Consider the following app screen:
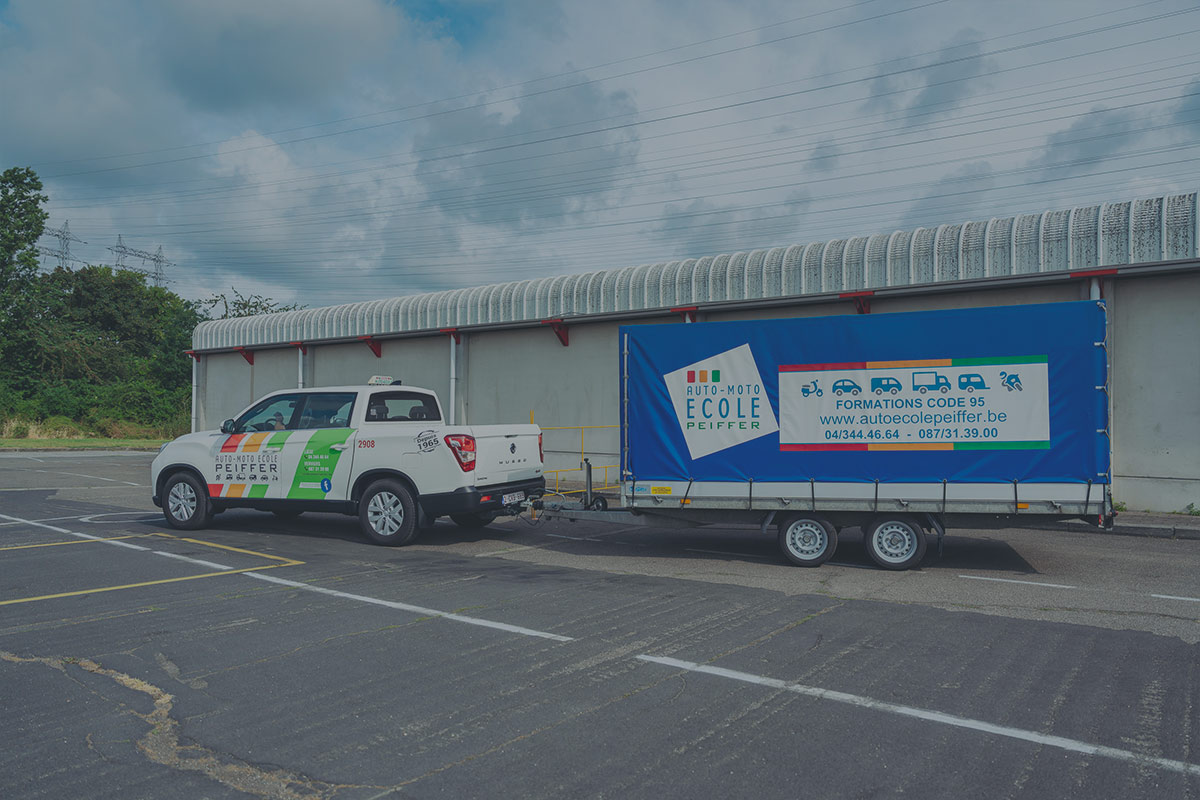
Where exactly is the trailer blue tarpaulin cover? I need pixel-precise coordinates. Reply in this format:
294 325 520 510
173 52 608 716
621 301 1108 484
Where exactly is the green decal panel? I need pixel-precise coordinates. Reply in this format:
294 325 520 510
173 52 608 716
248 483 270 499
287 428 353 499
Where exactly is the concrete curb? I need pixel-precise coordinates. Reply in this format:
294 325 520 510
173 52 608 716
1023 517 1200 540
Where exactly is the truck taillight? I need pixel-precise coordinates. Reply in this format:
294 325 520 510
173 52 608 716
538 433 543 463
444 434 476 472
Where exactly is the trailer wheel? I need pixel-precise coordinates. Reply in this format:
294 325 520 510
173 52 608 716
359 479 419 546
778 515 837 567
865 516 927 570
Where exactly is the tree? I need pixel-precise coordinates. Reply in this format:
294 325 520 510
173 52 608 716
0 166 49 315
201 287 304 319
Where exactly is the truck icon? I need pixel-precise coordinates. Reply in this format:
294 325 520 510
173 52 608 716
871 377 902 395
912 371 950 394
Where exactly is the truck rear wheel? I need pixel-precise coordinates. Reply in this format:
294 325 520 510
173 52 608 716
162 472 211 530
864 516 927 570
359 480 418 546
777 515 837 567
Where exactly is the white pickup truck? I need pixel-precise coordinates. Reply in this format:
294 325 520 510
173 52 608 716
151 382 544 545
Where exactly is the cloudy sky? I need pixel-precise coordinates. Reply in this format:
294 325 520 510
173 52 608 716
1 0 1197 307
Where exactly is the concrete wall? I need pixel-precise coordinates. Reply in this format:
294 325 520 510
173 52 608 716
195 271 1200 510
1110 273 1200 511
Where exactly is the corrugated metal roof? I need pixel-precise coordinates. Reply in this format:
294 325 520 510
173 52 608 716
193 191 1198 351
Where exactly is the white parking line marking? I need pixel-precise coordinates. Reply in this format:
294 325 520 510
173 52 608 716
153 551 232 570
637 655 1200 778
959 575 1076 589
33 469 141 486
244 572 574 642
1151 594 1200 603
0 514 151 550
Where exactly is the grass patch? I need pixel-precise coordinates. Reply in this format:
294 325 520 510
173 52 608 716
0 437 167 450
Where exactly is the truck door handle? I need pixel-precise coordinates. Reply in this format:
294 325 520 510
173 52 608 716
331 444 351 451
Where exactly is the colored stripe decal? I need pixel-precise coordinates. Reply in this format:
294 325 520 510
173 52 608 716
241 432 269 452
954 441 1051 450
869 443 954 451
780 443 868 451
225 484 246 498
248 483 270 498
220 434 246 453
865 359 952 369
951 355 1047 366
208 484 223 497
267 431 293 446
779 362 866 372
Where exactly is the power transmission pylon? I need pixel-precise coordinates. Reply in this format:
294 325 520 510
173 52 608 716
37 220 87 269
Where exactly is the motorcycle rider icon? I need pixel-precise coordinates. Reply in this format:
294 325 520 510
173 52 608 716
999 371 1023 392
800 379 823 398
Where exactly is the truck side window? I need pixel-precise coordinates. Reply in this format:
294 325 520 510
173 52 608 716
365 391 442 422
296 392 358 429
235 395 302 432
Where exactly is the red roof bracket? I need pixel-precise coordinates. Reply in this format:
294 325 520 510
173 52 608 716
840 290 874 314
1070 268 1119 278
670 305 699 323
439 327 461 345
357 336 382 358
289 340 308 355
184 350 201 362
235 347 254 365
541 319 569 347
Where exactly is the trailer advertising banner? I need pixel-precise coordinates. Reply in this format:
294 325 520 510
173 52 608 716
622 301 1108 484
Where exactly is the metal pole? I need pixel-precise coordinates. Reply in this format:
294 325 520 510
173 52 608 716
448 337 457 425
297 347 305 388
190 356 199 433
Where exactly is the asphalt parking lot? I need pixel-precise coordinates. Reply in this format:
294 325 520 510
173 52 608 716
1 451 1197 799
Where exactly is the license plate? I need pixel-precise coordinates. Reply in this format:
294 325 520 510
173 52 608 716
501 491 525 505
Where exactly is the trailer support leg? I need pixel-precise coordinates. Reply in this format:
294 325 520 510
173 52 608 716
759 511 777 537
925 514 946 559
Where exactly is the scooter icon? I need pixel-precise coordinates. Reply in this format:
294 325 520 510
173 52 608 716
1000 371 1023 392
800 379 823 398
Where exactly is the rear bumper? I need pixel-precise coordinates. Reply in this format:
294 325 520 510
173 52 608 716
420 477 545 517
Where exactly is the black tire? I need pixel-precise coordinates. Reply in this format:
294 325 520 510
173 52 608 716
271 509 303 519
851 389 860 395
890 388 898 395
359 479 419 546
864 516 927 570
161 472 211 530
777 514 837 567
449 511 498 529
874 389 882 395
587 495 608 511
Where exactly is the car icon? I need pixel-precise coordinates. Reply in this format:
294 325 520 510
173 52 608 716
871 377 902 395
832 378 861 396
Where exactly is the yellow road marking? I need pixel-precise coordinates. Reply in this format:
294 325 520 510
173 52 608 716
1 532 305 606
150 533 303 565
0 534 149 552
0 564 294 606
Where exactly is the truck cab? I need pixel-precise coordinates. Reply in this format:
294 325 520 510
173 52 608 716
151 383 544 545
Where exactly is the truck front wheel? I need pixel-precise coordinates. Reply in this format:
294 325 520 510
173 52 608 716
865 516 927 570
359 480 419 546
777 515 837 567
162 472 211 530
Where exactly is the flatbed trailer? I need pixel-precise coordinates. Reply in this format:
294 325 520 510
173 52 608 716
541 301 1114 570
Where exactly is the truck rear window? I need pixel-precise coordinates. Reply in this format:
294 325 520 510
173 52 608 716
364 391 441 422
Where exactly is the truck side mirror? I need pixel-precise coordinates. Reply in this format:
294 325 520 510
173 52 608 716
220 419 237 434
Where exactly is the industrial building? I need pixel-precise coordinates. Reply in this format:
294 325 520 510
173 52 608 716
190 192 1200 512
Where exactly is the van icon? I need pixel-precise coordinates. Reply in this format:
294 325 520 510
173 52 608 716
871 377 902 395
912 371 951 394
958 373 988 392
